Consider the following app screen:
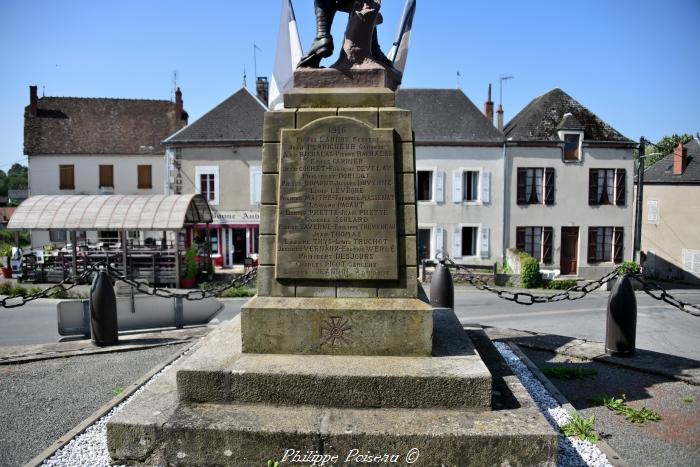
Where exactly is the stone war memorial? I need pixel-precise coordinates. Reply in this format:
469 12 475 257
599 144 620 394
107 1 558 465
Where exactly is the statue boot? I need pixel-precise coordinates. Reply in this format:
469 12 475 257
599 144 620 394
298 0 337 68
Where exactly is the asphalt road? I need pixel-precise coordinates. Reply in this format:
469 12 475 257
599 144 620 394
1 289 699 361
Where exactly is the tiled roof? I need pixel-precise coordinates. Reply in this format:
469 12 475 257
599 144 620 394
504 88 631 143
643 138 700 184
396 89 503 143
165 88 266 144
25 96 186 155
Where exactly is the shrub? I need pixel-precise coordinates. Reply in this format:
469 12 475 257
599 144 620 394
519 253 541 288
617 260 640 275
221 287 257 298
0 282 13 295
544 279 578 290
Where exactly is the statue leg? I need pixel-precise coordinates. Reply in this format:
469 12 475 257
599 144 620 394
371 27 393 68
298 0 337 68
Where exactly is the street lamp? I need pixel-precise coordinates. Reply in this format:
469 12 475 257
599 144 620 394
633 136 664 263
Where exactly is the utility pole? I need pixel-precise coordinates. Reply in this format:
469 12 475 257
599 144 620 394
633 137 646 262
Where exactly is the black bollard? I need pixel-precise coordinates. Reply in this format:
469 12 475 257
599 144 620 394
90 270 119 347
605 274 637 357
430 259 454 309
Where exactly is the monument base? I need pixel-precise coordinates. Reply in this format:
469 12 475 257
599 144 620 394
294 66 400 91
106 310 558 466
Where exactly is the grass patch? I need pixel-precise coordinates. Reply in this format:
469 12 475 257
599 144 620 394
113 387 125 396
589 394 662 424
541 365 597 380
560 413 599 443
543 279 578 290
221 287 257 298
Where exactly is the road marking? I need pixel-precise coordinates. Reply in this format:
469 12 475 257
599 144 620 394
460 305 661 322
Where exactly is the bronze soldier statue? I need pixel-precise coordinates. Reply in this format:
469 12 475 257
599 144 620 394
298 0 393 69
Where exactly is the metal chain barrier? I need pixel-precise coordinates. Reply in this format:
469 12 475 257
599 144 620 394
0 265 98 308
443 257 700 316
102 264 258 301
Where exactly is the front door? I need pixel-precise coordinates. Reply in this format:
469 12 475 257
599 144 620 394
232 228 247 264
560 227 579 275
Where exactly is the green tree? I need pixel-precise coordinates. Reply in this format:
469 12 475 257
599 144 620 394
6 163 28 190
0 170 7 197
643 133 693 167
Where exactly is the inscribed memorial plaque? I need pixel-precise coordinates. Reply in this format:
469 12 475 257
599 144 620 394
276 116 398 280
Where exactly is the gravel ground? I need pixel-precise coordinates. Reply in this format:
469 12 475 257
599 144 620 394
0 343 189 467
521 348 700 467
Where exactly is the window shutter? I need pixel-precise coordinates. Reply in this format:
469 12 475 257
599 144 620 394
516 227 526 251
435 227 444 258
480 227 490 258
613 227 624 263
453 227 462 257
480 170 491 204
435 171 445 203
59 165 74 190
588 228 597 263
542 227 553 264
250 166 262 204
544 168 555 205
452 170 462 203
615 169 626 206
137 165 152 189
588 169 597 205
517 169 526 204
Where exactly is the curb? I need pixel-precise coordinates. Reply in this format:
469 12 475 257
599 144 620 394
507 342 628 467
22 343 195 467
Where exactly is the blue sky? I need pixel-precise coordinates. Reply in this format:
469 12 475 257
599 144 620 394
1 0 698 168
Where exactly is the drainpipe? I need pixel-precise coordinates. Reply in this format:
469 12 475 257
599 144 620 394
501 141 508 266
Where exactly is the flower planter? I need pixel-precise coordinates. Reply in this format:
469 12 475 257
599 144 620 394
2 267 12 279
180 278 196 289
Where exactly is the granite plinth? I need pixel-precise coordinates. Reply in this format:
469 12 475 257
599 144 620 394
240 296 433 356
283 88 396 109
294 67 399 91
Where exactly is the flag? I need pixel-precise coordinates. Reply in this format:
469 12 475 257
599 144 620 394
269 0 303 110
387 0 416 75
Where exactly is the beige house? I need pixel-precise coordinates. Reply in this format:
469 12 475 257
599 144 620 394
24 86 188 248
640 138 700 284
163 87 267 268
503 89 636 279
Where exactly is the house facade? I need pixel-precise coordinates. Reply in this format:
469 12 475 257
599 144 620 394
24 86 187 247
163 87 267 268
397 89 504 265
640 138 700 284
503 88 636 278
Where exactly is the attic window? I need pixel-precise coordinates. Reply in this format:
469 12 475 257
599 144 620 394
564 133 581 161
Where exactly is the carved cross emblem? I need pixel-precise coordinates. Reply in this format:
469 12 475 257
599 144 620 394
320 316 353 347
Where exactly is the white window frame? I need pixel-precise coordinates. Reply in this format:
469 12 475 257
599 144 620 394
456 223 481 259
416 167 437 204
418 224 436 261
195 166 220 206
249 165 262 205
647 199 659 224
453 167 484 204
682 249 700 275
558 130 584 162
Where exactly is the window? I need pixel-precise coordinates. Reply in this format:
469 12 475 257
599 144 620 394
193 229 219 255
564 133 581 161
461 227 478 256
59 165 74 190
463 171 479 201
137 165 152 189
588 227 623 263
517 168 555 205
49 230 67 243
195 166 219 205
516 226 554 263
250 166 262 204
252 227 259 254
418 228 431 261
682 249 700 274
99 165 114 188
589 169 626 206
416 171 433 201
647 199 659 224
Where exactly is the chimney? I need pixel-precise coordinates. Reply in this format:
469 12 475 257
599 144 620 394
256 77 269 105
484 84 494 126
496 104 504 131
673 142 688 175
29 85 38 116
175 87 185 123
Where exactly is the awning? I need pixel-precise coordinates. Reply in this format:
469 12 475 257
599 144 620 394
7 194 213 231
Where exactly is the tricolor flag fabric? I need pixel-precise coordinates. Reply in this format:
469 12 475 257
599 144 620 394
387 0 416 75
269 0 303 110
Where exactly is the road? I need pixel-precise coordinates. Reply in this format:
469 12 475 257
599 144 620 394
1 289 699 361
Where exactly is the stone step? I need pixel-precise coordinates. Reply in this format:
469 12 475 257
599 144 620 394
176 308 492 409
159 402 557 467
177 351 492 409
